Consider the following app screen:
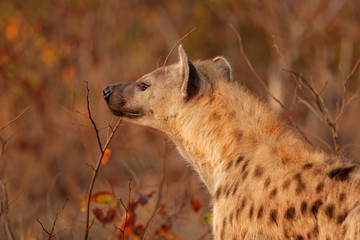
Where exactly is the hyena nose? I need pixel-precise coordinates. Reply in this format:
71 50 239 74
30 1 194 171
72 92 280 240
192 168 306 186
103 86 112 101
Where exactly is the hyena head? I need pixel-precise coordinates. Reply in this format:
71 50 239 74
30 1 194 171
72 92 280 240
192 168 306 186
103 45 232 131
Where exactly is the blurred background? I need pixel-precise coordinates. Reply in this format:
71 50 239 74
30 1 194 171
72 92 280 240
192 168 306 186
0 0 359 239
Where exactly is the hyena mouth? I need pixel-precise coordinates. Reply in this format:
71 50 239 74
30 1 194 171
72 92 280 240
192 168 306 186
110 108 144 119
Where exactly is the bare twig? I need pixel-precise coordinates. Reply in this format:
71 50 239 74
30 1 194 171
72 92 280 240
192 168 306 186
141 156 167 240
115 179 132 240
163 27 197 66
36 199 69 240
0 106 31 132
229 24 312 145
285 70 341 155
83 82 122 240
84 81 103 154
0 179 14 240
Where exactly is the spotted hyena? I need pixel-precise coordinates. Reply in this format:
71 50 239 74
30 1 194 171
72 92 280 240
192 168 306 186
103 46 360 239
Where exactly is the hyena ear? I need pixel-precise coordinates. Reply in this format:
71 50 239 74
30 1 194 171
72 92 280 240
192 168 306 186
178 45 201 101
213 56 232 81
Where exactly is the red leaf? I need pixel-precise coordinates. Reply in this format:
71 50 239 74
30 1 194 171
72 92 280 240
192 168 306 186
92 207 117 226
191 198 201 213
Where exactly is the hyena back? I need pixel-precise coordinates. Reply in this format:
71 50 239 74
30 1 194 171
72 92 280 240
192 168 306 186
104 46 360 239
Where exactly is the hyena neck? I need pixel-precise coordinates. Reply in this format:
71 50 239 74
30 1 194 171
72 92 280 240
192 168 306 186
167 81 310 193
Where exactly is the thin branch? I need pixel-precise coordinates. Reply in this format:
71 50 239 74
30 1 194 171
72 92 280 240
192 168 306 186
115 179 132 240
0 179 14 240
0 106 31 132
343 57 360 87
229 24 312 145
141 156 167 240
83 112 122 240
285 70 341 155
36 218 51 236
36 199 69 240
163 27 197 66
84 81 103 154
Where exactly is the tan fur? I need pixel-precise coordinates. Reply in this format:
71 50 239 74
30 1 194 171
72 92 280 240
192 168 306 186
104 46 360 239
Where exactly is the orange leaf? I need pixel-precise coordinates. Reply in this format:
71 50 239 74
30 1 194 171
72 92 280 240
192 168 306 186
101 148 111 165
62 66 76 82
191 198 201 213
80 197 88 212
5 18 20 42
116 211 135 239
91 191 115 204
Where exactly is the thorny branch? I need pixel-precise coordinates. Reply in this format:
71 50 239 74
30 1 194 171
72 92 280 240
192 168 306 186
36 199 69 240
83 82 122 240
229 24 312 145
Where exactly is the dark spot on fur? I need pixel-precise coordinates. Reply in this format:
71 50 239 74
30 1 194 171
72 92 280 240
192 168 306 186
325 204 335 219
269 188 277 199
241 197 247 209
241 161 248 173
220 227 225 240
270 209 278 226
257 206 264 219
223 217 227 227
285 207 295 220
294 173 306 195
328 166 355 181
211 112 222 121
297 235 304 240
225 160 234 171
311 200 323 219
282 157 290 165
235 156 244 166
225 184 232 198
242 170 249 180
294 172 301 180
232 184 238 196
316 182 324 194
215 186 222 200
313 225 319 236
254 165 264 178
302 163 313 170
229 212 234 224
339 192 346 203
301 201 307 215
282 179 291 190
236 197 246 219
233 131 243 141
284 229 290 238
264 177 271 188
337 212 348 224
249 204 254 219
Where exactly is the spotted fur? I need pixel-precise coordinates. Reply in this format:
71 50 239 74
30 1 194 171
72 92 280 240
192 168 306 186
104 46 360 239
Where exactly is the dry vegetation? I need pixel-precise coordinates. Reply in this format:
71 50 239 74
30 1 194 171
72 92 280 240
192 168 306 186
0 0 359 239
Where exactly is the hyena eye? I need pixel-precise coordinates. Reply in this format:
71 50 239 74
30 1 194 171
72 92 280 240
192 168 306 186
140 83 150 91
